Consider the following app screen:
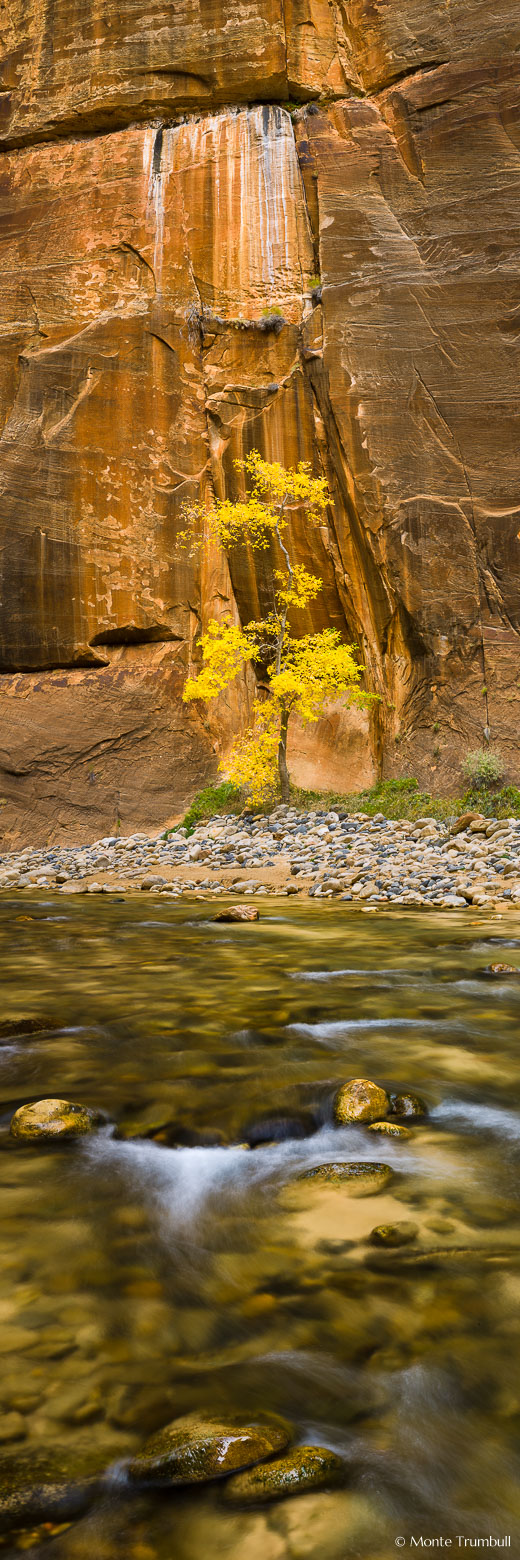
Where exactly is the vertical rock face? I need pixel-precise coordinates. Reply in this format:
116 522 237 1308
0 1 519 841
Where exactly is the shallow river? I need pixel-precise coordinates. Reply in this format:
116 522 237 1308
1 897 520 1557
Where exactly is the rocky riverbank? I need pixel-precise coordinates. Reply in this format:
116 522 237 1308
1 805 520 909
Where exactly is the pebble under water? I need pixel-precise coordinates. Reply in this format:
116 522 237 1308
0 897 519 1557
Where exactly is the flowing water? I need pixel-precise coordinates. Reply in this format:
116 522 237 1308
1 897 520 1557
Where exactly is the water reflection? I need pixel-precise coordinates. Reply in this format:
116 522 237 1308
0 899 519 1555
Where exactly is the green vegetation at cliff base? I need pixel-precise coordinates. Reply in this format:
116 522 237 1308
173 775 520 836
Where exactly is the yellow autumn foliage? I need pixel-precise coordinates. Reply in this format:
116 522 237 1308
181 453 376 802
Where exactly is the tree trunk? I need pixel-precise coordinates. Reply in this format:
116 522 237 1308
278 709 290 804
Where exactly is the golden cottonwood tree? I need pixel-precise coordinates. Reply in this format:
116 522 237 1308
181 452 375 804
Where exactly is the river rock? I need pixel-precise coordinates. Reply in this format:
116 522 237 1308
334 1079 390 1125
369 1222 419 1247
10 1098 99 1140
450 813 482 834
389 1092 426 1119
127 1413 291 1486
223 1446 345 1504
0 1016 55 1038
481 963 519 977
245 1114 316 1147
368 1121 411 1138
0 1449 103 1533
299 1162 392 1195
214 906 259 923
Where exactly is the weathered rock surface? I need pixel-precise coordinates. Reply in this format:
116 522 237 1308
0 1448 103 1532
10 1098 99 1139
334 1079 390 1125
390 1092 426 1120
369 1222 418 1247
0 1016 54 1038
368 1122 411 1139
1 2 520 842
299 1162 392 1194
223 1445 345 1504
128 1413 290 1485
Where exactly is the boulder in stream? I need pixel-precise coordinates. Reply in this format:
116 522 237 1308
10 1098 100 1140
481 963 519 977
0 1017 55 1039
368 1121 411 1138
0 1448 103 1533
369 1222 419 1247
128 1413 291 1486
389 1092 426 1119
214 906 259 922
334 1079 390 1125
245 1114 316 1147
299 1162 392 1195
223 1445 345 1504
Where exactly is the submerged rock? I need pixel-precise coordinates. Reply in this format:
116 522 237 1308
369 1222 419 1247
0 1016 55 1039
389 1092 426 1119
10 1098 99 1140
481 963 519 977
214 906 259 923
0 1448 103 1533
368 1121 411 1139
245 1114 316 1147
334 1079 390 1125
223 1445 345 1504
299 1162 392 1195
128 1413 291 1486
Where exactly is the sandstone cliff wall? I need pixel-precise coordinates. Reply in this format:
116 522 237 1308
0 1 519 842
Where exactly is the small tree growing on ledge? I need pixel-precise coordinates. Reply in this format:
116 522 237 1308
181 452 375 805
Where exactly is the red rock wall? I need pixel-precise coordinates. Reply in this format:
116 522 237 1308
0 1 519 842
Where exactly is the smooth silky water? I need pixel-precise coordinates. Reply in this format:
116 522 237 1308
1 898 519 1557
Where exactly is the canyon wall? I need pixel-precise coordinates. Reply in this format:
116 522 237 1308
1 0 519 842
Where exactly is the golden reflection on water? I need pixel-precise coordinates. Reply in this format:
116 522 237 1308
0 899 520 1556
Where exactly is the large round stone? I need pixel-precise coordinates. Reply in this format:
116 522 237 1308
298 1162 392 1195
223 1446 345 1504
333 1079 390 1125
128 1414 291 1486
10 1099 99 1140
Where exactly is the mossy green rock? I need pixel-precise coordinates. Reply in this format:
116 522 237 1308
128 1413 291 1486
223 1445 345 1505
389 1092 426 1119
369 1222 419 1247
334 1079 390 1125
10 1098 99 1140
0 1448 103 1533
299 1162 392 1195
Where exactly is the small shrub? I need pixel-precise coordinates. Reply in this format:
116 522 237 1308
163 782 243 838
462 748 505 790
461 784 520 819
167 773 520 831
309 275 321 290
292 776 457 822
260 306 283 318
